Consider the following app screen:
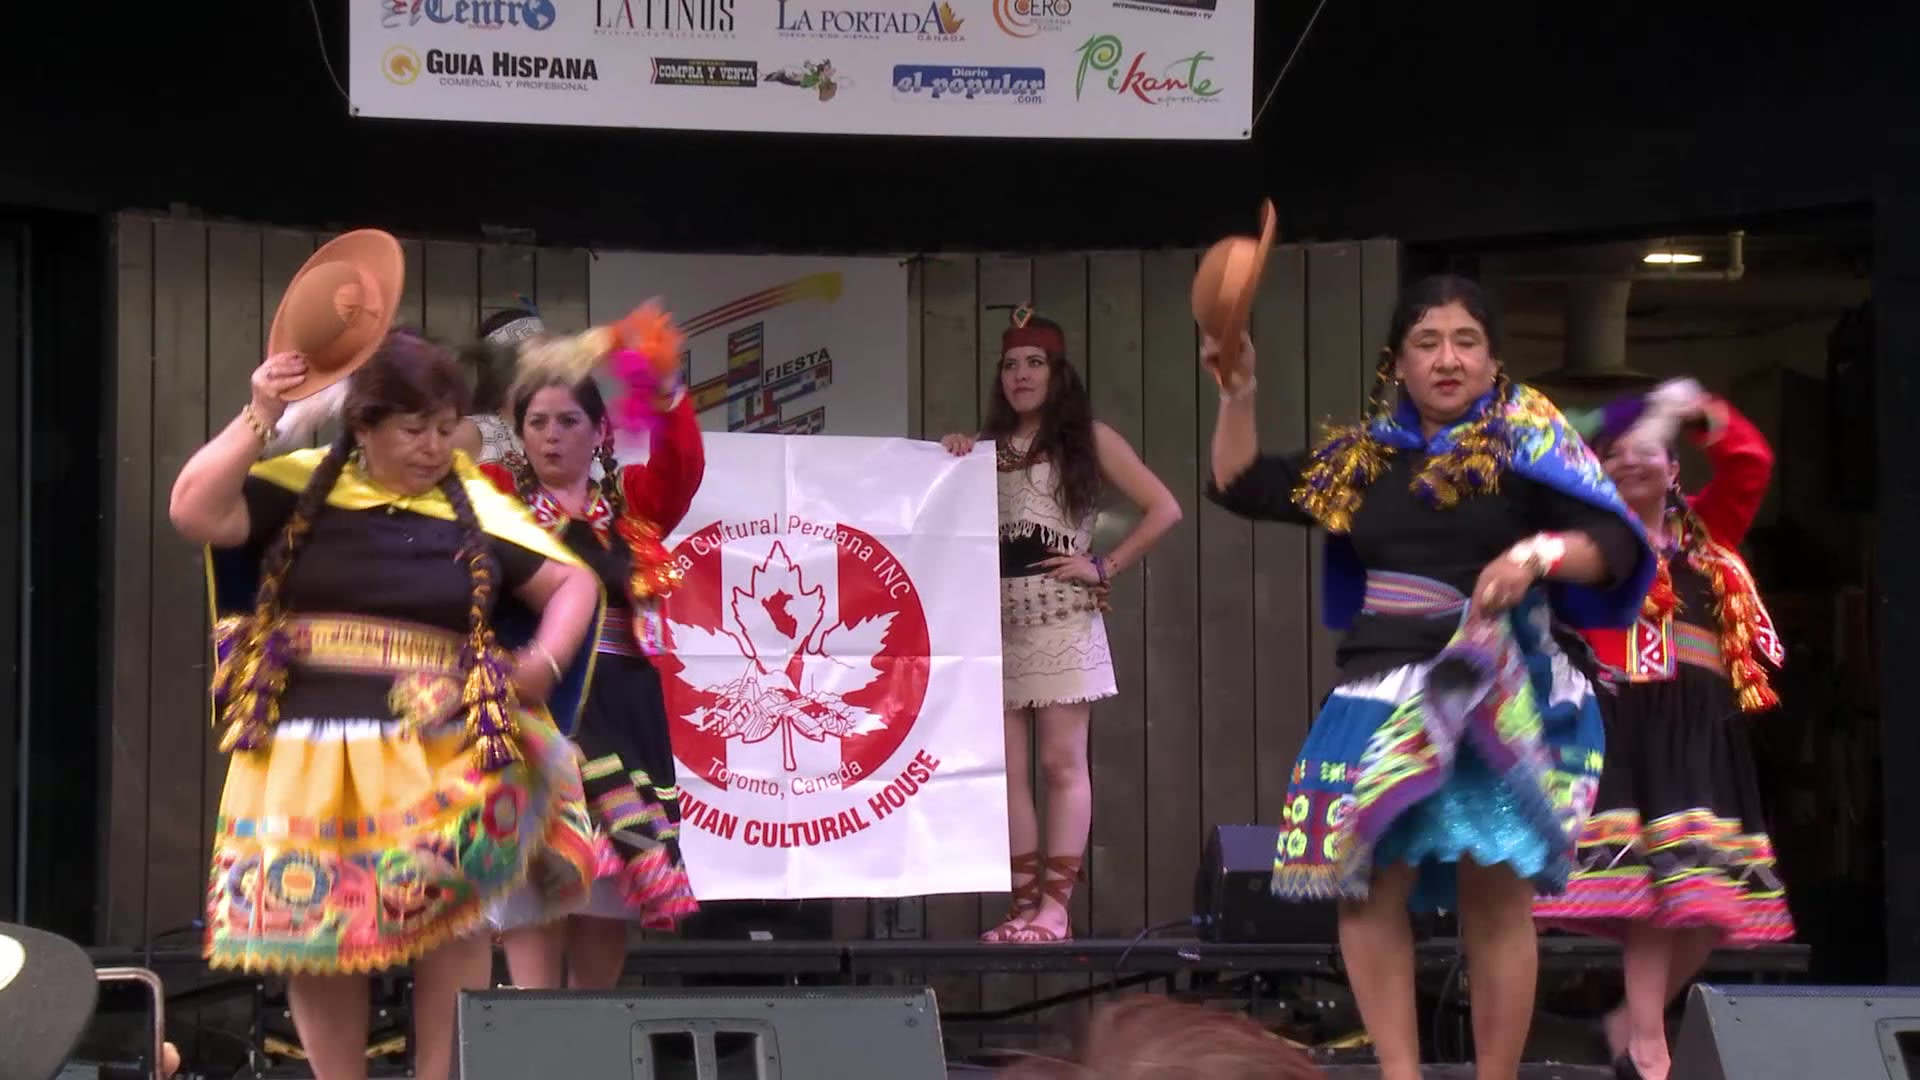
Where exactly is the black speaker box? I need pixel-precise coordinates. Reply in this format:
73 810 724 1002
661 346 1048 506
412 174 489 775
1674 983 1920 1080
1194 824 1338 944
459 987 947 1080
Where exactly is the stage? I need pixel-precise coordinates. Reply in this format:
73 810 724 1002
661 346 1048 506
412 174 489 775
88 935 1808 1076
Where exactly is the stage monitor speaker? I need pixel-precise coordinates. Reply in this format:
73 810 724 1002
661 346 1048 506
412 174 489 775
1195 824 1337 944
458 986 946 1080
1673 983 1920 1080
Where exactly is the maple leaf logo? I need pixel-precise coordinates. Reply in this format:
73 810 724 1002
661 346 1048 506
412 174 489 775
937 3 965 34
671 542 895 772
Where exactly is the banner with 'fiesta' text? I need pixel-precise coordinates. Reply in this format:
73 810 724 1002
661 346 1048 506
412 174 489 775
633 431 1009 899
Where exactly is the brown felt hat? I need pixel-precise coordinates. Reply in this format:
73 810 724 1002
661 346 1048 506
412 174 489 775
267 229 405 401
1191 199 1277 383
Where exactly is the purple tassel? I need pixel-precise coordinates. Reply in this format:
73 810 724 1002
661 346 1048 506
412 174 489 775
462 644 523 772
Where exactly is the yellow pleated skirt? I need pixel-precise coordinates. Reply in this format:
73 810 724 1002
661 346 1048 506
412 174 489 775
205 709 599 975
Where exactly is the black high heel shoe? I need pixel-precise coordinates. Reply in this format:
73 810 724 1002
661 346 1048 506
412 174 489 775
1612 1054 1644 1080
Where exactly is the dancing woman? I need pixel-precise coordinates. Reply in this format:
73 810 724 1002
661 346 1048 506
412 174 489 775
481 310 704 988
172 331 603 1080
1535 381 1790 1080
1205 275 1654 1080
942 307 1181 944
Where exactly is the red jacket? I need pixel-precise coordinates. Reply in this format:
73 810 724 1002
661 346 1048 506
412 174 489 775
1583 397 1783 699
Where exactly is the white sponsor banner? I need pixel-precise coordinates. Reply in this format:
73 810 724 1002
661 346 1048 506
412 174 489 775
634 432 1008 899
591 252 907 437
349 1 1254 141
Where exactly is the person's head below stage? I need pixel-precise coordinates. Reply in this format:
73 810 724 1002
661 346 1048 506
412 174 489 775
995 995 1324 1079
1374 273 1507 438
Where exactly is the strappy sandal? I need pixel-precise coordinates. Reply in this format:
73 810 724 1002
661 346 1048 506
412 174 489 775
980 852 1044 942
1006 855 1081 943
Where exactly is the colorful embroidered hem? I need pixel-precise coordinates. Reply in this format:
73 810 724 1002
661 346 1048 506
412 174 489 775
204 709 598 975
1534 808 1794 945
580 752 698 929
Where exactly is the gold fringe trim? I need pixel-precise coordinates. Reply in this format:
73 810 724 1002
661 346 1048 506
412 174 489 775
1292 422 1390 533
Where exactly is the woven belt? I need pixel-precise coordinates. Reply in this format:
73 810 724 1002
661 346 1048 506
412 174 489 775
598 604 668 657
598 608 645 658
1673 620 1725 675
283 615 464 675
1360 571 1468 618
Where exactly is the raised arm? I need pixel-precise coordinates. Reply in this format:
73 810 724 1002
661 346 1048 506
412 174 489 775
619 391 706 534
1199 333 1316 526
170 353 305 547
1205 332 1260 491
1685 397 1773 549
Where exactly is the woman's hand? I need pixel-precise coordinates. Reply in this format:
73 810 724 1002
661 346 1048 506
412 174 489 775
940 432 977 456
250 352 307 425
1037 551 1103 586
1471 553 1538 617
511 646 559 704
1200 331 1256 396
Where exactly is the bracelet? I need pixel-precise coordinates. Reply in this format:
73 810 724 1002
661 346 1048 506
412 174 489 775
1505 533 1567 580
1091 553 1110 586
528 641 563 682
1219 375 1258 403
240 403 276 446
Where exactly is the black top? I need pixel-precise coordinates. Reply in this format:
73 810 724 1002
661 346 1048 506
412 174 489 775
1669 552 1720 635
1207 451 1642 684
998 532 1055 578
239 475 548 720
553 517 635 614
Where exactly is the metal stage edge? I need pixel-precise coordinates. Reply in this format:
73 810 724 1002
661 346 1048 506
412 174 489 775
90 934 1811 982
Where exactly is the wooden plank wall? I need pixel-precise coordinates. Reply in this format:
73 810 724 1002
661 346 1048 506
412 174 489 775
103 212 592 947
103 218 1402 1039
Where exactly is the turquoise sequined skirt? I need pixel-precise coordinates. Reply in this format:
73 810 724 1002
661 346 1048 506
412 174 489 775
1272 656 1603 912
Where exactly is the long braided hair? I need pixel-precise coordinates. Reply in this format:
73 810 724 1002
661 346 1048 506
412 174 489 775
505 374 625 529
216 330 521 765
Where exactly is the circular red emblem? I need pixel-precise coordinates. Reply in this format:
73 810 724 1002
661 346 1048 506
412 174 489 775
658 520 931 800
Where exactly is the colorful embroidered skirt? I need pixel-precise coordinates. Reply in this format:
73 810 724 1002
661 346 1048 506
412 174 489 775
1534 657 1793 944
1273 584 1603 911
204 618 600 975
489 628 697 931
1000 574 1117 710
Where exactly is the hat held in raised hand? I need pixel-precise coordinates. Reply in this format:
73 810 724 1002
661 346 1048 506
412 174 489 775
1192 199 1277 383
266 229 406 401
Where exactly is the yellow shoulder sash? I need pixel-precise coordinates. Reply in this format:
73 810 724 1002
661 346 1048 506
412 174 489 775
249 449 584 569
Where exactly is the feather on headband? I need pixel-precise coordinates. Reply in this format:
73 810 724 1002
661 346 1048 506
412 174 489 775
509 300 686 436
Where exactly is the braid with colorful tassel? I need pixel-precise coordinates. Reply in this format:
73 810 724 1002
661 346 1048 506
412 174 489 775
439 469 523 770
